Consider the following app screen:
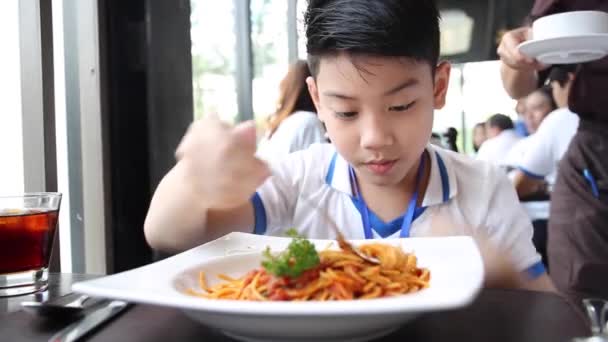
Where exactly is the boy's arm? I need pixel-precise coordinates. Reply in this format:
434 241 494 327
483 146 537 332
480 238 556 292
483 167 554 291
144 162 255 253
144 118 270 253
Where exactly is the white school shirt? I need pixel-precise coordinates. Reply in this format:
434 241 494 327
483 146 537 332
517 108 579 183
504 136 533 169
476 129 522 167
256 111 326 163
252 143 544 276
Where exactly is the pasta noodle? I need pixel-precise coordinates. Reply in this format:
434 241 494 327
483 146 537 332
186 242 430 301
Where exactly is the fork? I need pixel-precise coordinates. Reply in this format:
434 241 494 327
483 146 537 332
298 195 380 265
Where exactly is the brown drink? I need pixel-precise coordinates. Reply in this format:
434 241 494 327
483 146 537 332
0 193 61 296
0 209 59 273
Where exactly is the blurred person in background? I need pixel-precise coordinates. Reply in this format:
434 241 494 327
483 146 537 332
522 85 556 135
504 85 556 179
472 122 487 154
477 114 521 167
514 98 530 137
498 0 608 306
257 60 326 161
511 65 579 198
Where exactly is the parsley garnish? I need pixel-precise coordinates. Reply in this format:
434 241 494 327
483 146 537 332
261 229 320 278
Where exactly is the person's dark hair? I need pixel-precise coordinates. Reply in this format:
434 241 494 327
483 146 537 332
487 114 514 131
547 64 577 87
304 0 441 77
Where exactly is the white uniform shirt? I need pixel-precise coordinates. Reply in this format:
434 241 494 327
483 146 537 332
517 108 579 182
504 136 533 169
256 111 326 162
476 129 522 167
252 143 544 276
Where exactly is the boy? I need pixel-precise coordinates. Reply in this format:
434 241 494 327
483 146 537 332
145 0 554 291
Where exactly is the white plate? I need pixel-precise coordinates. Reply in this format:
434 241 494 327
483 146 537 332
518 34 608 64
72 232 484 342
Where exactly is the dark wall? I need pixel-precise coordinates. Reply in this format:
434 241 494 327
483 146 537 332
146 0 193 190
99 0 193 273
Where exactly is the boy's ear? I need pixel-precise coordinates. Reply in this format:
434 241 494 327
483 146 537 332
433 61 451 110
306 76 323 121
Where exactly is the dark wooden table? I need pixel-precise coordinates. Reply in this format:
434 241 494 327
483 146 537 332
0 273 591 342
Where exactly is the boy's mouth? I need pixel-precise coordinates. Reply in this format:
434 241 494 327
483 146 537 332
365 160 397 175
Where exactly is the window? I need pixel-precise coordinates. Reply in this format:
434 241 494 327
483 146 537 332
440 10 474 56
191 0 238 122
461 61 518 128
251 0 289 135
0 0 24 195
296 0 307 60
188 1 517 155
434 60 517 154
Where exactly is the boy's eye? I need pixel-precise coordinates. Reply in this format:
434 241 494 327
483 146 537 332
389 101 415 112
334 111 358 119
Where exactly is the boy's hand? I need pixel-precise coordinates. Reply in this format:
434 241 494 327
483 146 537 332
175 116 271 210
429 216 523 289
497 27 546 72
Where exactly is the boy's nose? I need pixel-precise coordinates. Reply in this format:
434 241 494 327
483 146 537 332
360 115 394 150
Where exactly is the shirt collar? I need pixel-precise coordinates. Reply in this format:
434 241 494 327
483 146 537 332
325 144 458 207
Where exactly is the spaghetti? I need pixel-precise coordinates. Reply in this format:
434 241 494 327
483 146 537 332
186 242 430 301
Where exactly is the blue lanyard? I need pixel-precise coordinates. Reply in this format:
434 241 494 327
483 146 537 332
349 153 426 239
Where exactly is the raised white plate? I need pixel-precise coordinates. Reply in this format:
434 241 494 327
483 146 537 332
72 232 484 342
518 34 608 65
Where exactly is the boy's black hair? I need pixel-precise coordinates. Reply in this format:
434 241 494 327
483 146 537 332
486 114 514 131
304 0 441 77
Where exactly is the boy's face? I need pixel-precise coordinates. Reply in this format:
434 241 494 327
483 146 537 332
307 54 450 187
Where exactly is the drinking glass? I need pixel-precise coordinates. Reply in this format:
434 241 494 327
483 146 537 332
0 193 62 296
